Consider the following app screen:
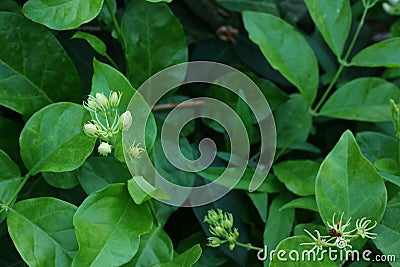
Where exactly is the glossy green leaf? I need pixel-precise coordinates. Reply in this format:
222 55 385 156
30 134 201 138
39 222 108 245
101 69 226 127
304 0 351 57
315 130 387 227
121 0 188 88
270 236 336 266
7 198 78 267
373 204 400 267
127 176 169 205
264 193 295 262
124 226 173 267
243 12 318 105
275 94 312 149
0 149 21 222
375 158 399 175
356 131 398 163
155 244 202 267
273 160 319 196
198 168 284 193
351 38 400 68
20 103 96 175
78 157 131 195
0 12 81 117
248 192 268 222
320 78 400 122
73 184 153 267
379 172 400 187
0 149 20 180
280 197 318 212
42 170 79 189
146 0 172 2
22 0 104 30
72 32 107 56
217 0 278 14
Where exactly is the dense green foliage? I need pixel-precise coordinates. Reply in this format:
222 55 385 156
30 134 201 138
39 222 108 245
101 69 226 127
0 0 400 266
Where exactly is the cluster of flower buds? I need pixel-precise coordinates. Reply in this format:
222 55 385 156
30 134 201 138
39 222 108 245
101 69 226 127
83 91 134 157
301 213 377 254
204 209 239 250
383 0 400 15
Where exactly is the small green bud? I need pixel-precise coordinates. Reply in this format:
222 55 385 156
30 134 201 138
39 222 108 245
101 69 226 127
229 242 236 251
98 142 112 156
207 237 223 247
210 225 225 237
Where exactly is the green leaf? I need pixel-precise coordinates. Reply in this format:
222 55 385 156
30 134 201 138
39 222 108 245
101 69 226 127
198 168 284 193
379 172 400 187
315 130 387 227
155 244 202 267
127 176 170 205
0 12 81 117
275 94 312 150
0 149 20 180
375 158 399 175
320 78 400 122
270 236 336 266
20 102 96 175
304 0 351 57
72 32 107 56
264 193 295 260
273 160 319 196
121 0 188 88
280 197 318 212
22 0 105 30
78 157 131 195
72 184 153 267
146 0 173 2
217 0 279 15
373 204 400 267
123 226 173 267
351 38 400 68
243 12 319 105
356 131 398 163
248 192 268 222
7 198 78 267
42 170 79 189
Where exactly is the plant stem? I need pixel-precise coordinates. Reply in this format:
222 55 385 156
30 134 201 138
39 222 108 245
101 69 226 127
0 172 31 214
235 241 264 251
105 0 122 40
148 200 160 226
313 6 370 113
105 53 119 70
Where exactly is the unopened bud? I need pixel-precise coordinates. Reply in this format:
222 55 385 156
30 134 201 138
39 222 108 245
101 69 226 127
83 123 99 137
96 93 109 110
109 91 122 107
119 111 132 131
98 142 112 156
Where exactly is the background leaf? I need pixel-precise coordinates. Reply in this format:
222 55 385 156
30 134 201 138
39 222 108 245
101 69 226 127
20 102 96 175
315 130 387 227
320 78 400 122
22 0 105 30
72 32 107 56
7 198 78 267
304 0 351 57
155 244 202 267
42 170 79 190
243 12 319 105
351 38 400 68
72 184 153 267
0 12 81 117
121 0 188 88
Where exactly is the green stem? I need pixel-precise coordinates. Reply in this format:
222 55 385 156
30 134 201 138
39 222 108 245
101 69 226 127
105 0 122 40
148 200 160 226
235 241 264 251
313 6 370 113
0 173 31 214
105 53 119 70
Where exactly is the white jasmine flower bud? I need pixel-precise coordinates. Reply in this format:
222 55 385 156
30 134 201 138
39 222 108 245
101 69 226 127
96 93 109 110
119 111 132 131
383 2 392 13
109 91 122 107
98 142 112 156
83 123 99 137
